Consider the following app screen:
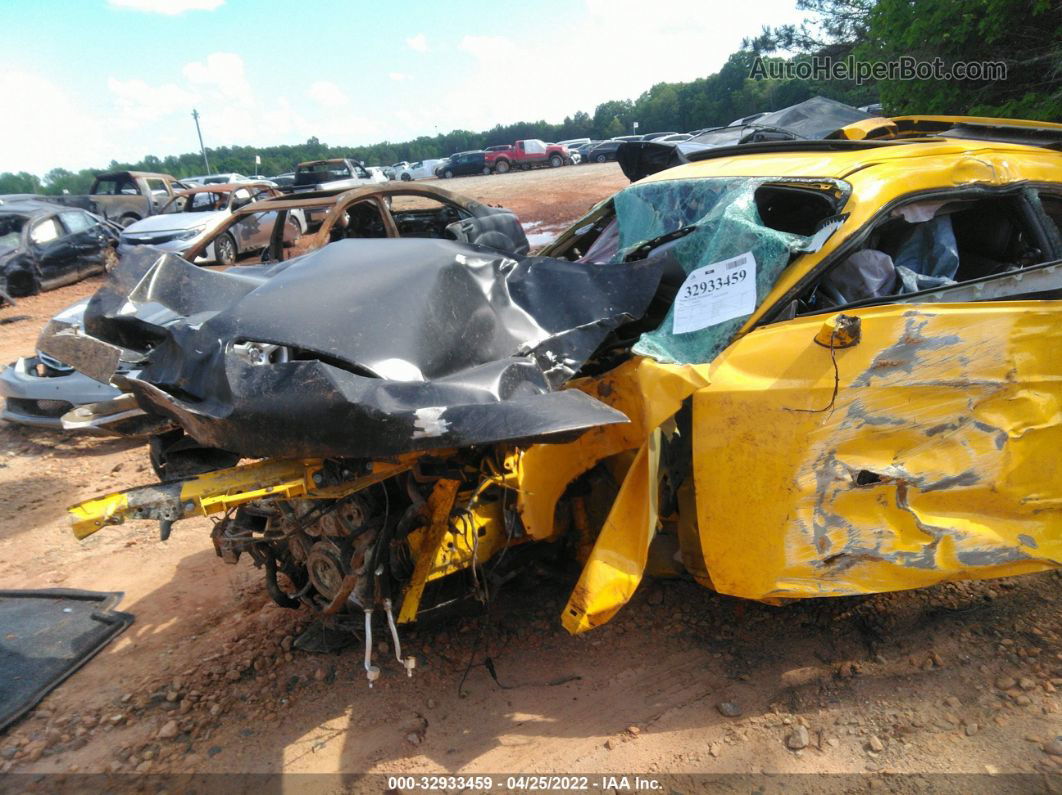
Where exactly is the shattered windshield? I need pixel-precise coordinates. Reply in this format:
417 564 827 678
601 177 837 364
0 214 27 252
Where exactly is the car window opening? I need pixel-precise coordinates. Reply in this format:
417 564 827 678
799 193 1051 314
329 201 388 242
0 215 27 251
388 195 466 239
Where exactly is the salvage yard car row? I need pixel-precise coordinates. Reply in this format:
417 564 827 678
3 106 1054 686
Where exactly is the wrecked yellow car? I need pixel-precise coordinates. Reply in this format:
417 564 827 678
60 116 1062 674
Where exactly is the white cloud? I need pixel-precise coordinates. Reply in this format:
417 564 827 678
458 35 511 60
405 33 428 52
0 69 116 173
308 80 349 108
1 0 810 176
436 0 807 136
107 0 224 14
107 77 196 123
182 52 252 106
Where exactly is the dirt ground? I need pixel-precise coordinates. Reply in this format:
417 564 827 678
0 163 1059 789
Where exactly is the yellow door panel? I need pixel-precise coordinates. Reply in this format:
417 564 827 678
691 303 1062 601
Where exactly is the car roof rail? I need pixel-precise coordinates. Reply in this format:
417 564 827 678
684 138 913 163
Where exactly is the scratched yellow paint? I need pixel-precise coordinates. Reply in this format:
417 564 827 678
690 304 1062 601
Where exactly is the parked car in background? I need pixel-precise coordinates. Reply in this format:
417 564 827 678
384 162 410 180
182 173 253 186
290 159 385 193
653 133 692 143
436 151 491 178
639 132 679 141
394 159 446 181
269 172 295 188
485 139 571 173
572 141 602 162
557 137 591 149
609 135 642 143
0 200 118 297
51 170 185 228
118 182 301 266
585 140 623 162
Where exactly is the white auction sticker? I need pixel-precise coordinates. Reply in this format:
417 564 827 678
672 251 757 334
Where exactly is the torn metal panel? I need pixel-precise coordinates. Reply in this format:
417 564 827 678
561 427 661 634
72 237 663 459
515 357 710 542
689 305 1062 601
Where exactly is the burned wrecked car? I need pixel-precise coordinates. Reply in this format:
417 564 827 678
0 200 119 297
59 117 1062 679
181 181 529 264
118 182 296 267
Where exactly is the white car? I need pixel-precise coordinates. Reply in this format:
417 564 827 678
395 159 446 181
291 159 386 193
181 172 255 186
118 182 305 266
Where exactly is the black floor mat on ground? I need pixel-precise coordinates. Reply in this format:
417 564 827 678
0 589 133 732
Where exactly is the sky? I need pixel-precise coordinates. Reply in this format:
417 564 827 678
0 0 806 176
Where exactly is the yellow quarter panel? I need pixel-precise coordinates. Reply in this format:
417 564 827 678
692 303 1062 600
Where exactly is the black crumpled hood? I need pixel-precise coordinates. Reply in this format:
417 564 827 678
78 238 663 459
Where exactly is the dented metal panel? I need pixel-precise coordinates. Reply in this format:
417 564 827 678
690 305 1062 600
65 237 664 459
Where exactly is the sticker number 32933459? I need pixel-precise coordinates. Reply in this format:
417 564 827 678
672 251 757 335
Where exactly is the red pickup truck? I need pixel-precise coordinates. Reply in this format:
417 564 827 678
486 140 571 174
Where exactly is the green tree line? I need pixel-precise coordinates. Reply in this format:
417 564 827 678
3 0 1057 196
749 0 1060 118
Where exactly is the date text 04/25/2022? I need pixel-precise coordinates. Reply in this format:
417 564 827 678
385 774 663 790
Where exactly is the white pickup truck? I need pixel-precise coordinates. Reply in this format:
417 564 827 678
289 159 386 193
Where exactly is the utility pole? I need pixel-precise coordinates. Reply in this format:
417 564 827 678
192 109 211 173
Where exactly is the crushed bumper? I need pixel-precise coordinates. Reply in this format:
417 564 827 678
0 356 122 429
